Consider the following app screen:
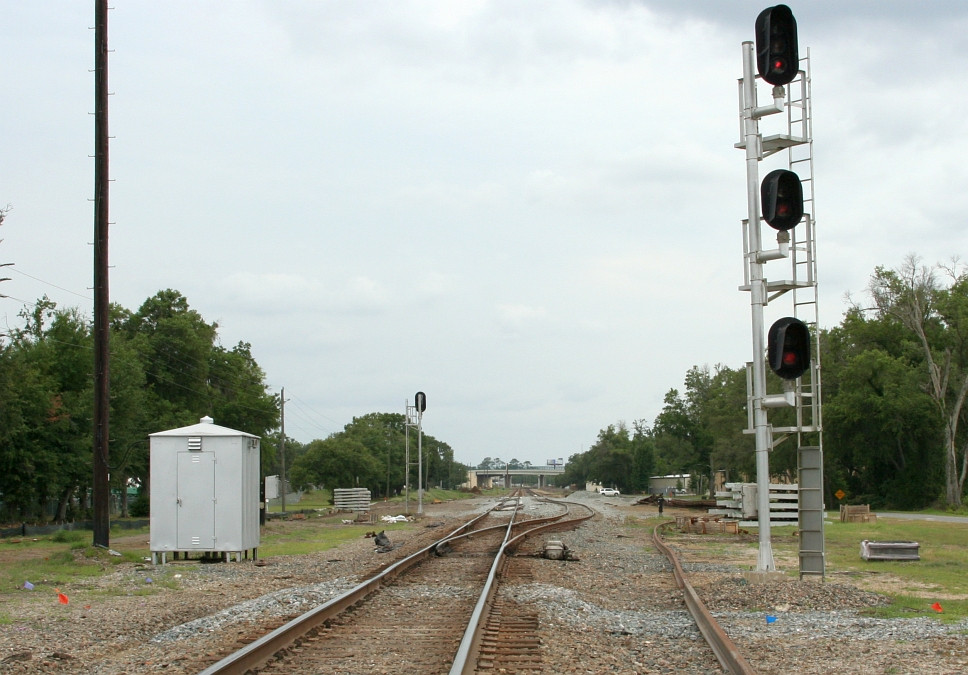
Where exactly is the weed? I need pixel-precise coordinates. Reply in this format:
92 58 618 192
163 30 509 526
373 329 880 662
50 530 86 544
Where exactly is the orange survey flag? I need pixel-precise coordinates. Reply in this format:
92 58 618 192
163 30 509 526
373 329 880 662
931 602 943 613
54 588 69 605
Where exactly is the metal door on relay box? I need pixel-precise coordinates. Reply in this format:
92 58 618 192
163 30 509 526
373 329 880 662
176 451 216 549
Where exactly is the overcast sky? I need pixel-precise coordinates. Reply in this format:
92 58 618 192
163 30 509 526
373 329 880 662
2 2 966 468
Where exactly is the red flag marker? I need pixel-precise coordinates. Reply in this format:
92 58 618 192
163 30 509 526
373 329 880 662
54 588 69 605
931 602 943 613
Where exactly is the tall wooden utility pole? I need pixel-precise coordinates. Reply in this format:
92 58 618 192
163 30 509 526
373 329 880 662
92 0 111 548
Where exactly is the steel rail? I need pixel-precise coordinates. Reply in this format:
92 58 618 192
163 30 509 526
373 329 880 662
448 499 520 675
198 494 585 675
196 506 498 675
450 498 595 675
651 523 757 675
435 499 573 551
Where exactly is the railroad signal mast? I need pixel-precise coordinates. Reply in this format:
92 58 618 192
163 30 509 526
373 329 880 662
737 5 824 578
405 392 428 516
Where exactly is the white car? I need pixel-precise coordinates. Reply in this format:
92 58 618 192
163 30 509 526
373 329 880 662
600 488 620 496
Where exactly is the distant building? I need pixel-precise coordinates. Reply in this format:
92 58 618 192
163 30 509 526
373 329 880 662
648 474 691 495
464 464 564 489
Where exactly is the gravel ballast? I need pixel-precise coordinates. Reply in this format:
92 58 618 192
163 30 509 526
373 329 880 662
0 493 965 674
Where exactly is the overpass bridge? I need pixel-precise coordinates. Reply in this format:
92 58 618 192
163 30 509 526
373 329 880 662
466 465 565 489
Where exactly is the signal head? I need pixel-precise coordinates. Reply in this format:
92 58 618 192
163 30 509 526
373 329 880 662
767 317 810 380
755 5 799 86
761 169 803 231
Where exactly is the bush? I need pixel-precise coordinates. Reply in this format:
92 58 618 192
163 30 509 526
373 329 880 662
51 529 85 543
129 492 149 518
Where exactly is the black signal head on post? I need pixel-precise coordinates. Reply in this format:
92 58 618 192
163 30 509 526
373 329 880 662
415 391 427 413
768 317 810 380
761 169 803 231
755 4 799 86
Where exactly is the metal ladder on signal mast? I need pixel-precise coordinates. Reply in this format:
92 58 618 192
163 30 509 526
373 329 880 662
780 51 825 580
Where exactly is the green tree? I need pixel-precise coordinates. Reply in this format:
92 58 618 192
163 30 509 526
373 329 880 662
825 348 941 508
587 422 633 490
0 290 279 522
105 321 151 517
122 289 217 429
342 412 408 498
704 366 755 486
0 337 50 519
868 257 968 506
288 412 466 498
1 300 93 520
561 420 653 493
290 436 383 492
560 450 591 487
207 341 279 437
36 306 95 520
653 388 696 475
478 457 505 470
629 420 656 493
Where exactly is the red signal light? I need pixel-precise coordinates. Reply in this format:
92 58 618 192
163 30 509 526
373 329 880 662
761 169 804 231
755 5 799 86
768 317 810 380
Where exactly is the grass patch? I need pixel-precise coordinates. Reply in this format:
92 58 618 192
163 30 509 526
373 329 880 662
765 515 968 623
654 512 968 623
50 530 86 544
0 545 105 594
268 488 334 511
0 524 151 596
259 519 412 557
0 513 404 598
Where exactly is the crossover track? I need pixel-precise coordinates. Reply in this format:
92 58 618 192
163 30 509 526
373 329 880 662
197 493 591 675
196 496 755 674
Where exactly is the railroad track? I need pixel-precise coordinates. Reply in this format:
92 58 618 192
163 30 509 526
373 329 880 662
197 494 590 675
652 521 755 674
195 495 755 674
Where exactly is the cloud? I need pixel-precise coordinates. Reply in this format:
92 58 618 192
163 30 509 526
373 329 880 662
4 1 968 467
495 302 548 333
214 272 391 316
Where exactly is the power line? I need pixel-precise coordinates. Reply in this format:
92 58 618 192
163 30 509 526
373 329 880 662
7 266 92 301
